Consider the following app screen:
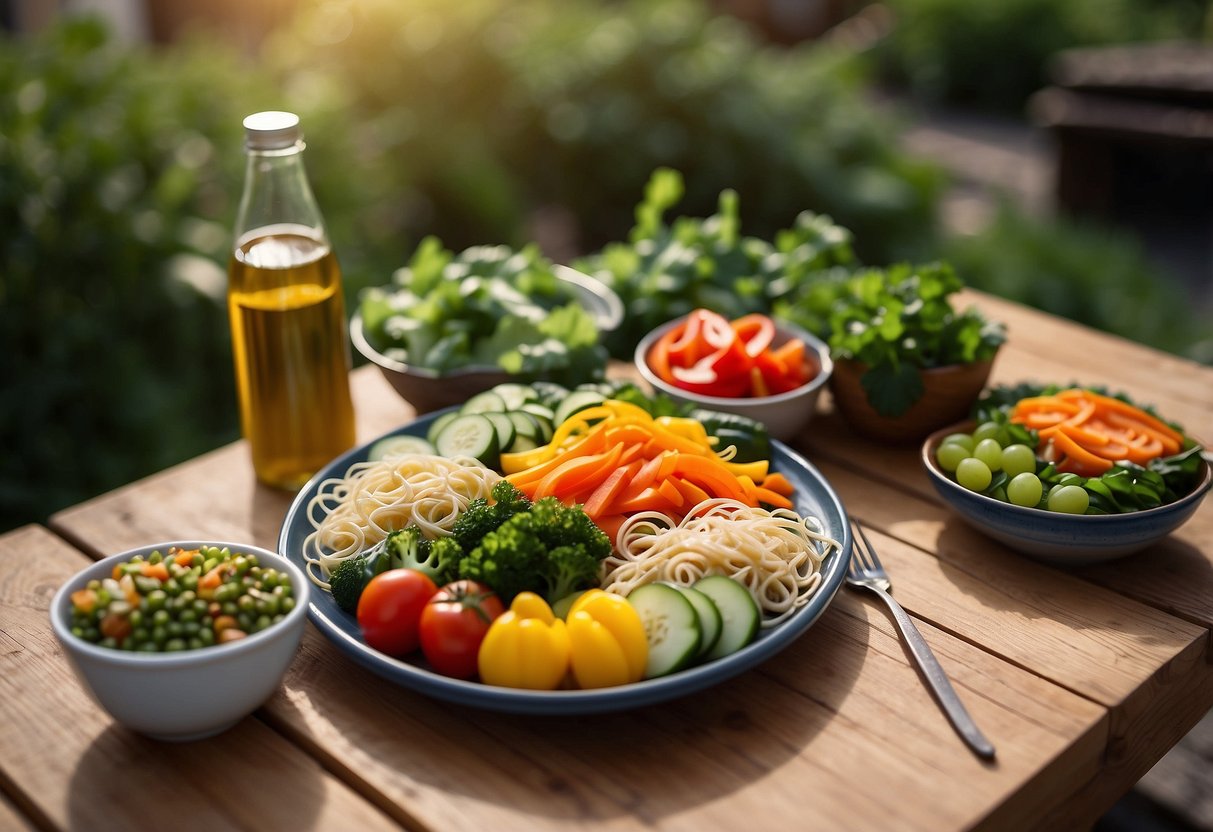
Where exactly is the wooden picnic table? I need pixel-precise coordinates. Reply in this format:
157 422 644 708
3 291 1211 831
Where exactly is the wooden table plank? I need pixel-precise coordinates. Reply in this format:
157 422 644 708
0 525 401 832
259 592 1105 831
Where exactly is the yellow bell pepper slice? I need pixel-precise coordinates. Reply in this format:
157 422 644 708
568 589 648 686
477 592 570 690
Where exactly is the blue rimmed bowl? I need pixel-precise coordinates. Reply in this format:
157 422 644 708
922 423 1212 566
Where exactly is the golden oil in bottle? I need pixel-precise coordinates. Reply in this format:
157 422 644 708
228 227 355 490
228 112 355 490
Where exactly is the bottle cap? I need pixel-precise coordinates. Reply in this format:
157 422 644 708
243 111 302 150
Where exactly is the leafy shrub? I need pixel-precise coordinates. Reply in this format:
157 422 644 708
267 0 943 264
876 0 1210 111
942 205 1210 360
0 19 273 530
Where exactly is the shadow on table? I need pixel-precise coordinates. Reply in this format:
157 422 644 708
267 603 863 827
68 720 329 830
931 519 1211 648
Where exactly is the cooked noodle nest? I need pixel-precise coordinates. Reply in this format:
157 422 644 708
303 453 500 587
602 498 841 626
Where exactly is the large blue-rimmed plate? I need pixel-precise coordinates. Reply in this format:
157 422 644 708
278 411 851 715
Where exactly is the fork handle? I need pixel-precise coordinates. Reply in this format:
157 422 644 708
867 586 996 760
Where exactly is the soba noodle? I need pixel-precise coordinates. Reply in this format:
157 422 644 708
602 497 840 626
303 453 500 587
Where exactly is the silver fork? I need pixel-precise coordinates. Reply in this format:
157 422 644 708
846 518 996 760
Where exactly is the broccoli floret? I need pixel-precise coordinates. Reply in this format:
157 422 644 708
427 536 464 585
527 497 611 560
543 544 603 605
328 556 368 613
458 513 550 604
490 479 532 517
457 501 609 605
451 481 532 552
327 546 392 613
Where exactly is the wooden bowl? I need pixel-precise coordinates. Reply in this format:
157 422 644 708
828 357 995 444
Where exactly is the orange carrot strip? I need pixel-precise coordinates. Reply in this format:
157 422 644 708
761 472 795 496
657 478 686 509
584 461 641 520
753 486 794 510
1047 429 1114 476
669 454 749 504
612 487 678 515
534 443 625 501
672 477 711 507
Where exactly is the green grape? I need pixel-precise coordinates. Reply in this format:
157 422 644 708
936 442 971 472
1047 484 1090 514
972 422 1001 444
1001 444 1037 478
956 458 992 492
974 438 1003 471
941 433 975 452
1007 473 1043 507
990 486 1008 503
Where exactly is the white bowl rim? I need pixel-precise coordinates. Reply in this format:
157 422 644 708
634 314 834 406
50 540 310 668
921 423 1213 523
351 264 624 380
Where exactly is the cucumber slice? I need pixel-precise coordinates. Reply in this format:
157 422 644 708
482 412 517 451
433 414 500 467
367 434 436 462
425 410 460 445
461 390 507 414
530 381 570 409
665 583 723 658
626 583 701 678
491 383 537 411
553 390 605 428
505 411 542 440
506 434 540 453
693 576 760 661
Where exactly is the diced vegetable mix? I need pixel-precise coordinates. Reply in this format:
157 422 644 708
69 547 295 652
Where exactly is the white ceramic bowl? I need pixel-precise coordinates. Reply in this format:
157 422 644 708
50 540 309 741
634 315 833 442
353 264 624 414
922 424 1212 566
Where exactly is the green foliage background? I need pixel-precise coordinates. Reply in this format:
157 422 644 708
3 0 1209 533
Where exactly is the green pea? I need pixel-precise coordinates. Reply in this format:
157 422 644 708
254 615 272 632
271 614 284 625
199 628 215 646
152 609 170 626
180 609 198 624
181 574 198 591
164 639 187 652
131 627 149 643
137 642 159 653
163 578 181 597
167 622 184 637
148 550 163 565
221 601 239 616
71 626 84 639
82 626 100 642
146 590 167 611
187 638 203 650
151 625 168 645
237 595 256 613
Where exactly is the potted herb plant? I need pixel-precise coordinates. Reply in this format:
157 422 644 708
778 262 1005 442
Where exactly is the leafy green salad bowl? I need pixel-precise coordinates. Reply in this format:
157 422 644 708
353 245 623 414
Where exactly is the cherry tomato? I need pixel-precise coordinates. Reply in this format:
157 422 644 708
357 569 438 657
419 580 505 679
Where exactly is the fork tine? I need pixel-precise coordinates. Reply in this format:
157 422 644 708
853 519 883 577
